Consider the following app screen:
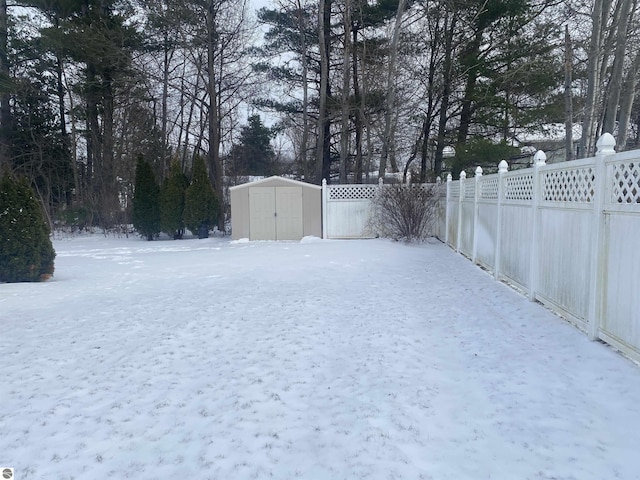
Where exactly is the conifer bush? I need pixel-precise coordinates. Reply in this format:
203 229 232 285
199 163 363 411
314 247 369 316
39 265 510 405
132 156 161 241
184 156 218 238
0 174 55 283
160 160 189 239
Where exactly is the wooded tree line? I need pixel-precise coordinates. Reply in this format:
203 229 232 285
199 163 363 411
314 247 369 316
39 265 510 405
0 0 639 230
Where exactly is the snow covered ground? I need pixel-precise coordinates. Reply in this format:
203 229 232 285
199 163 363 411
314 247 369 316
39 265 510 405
1 234 639 480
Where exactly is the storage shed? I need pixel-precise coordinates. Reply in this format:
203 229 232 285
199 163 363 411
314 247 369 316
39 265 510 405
230 176 322 241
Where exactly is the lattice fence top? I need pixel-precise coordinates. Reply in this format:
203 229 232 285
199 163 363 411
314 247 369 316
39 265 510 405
328 184 378 200
464 182 476 200
611 162 640 204
479 177 499 200
504 174 534 201
449 182 460 198
542 167 595 203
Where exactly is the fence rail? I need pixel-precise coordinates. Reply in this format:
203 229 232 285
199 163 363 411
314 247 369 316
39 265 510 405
442 133 640 363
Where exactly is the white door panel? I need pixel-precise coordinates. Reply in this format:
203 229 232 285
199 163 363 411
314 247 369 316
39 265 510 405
249 187 276 240
275 187 303 240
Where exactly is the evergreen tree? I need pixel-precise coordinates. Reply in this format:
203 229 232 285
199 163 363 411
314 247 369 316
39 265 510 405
10 75 74 213
0 173 55 283
184 155 218 238
160 159 189 239
227 115 276 176
132 156 160 241
449 138 521 177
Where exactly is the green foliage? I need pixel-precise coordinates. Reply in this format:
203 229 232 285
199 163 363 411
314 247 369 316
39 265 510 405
160 159 189 239
227 115 276 176
10 76 74 209
184 155 218 236
0 174 56 283
451 137 521 177
132 156 161 240
7 12 74 212
57 205 91 230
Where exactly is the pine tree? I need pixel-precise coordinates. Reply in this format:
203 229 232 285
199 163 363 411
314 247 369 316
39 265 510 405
0 173 55 283
227 115 276 176
132 156 161 241
160 159 189 239
184 155 218 238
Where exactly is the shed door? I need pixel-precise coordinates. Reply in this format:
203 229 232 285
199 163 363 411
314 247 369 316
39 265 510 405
275 187 303 240
249 187 276 240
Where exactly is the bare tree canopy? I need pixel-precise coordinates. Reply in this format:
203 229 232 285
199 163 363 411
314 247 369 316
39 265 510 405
4 0 640 228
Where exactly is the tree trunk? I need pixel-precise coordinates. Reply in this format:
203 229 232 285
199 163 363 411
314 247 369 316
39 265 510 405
378 0 407 180
180 58 201 170
581 0 606 157
161 31 171 174
101 68 117 225
63 66 81 204
339 0 352 183
457 28 482 145
316 0 331 183
206 0 223 230
564 25 574 161
420 14 441 182
616 51 640 150
352 24 363 183
434 13 456 176
602 0 634 137
0 0 11 173
296 0 311 180
86 64 101 191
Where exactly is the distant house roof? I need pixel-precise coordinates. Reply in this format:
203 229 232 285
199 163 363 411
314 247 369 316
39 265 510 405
513 124 583 144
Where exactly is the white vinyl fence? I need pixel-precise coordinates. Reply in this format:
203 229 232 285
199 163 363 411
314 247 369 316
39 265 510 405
443 133 640 362
322 180 381 238
322 178 445 239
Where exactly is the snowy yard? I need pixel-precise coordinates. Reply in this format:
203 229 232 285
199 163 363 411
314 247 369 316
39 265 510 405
1 234 639 480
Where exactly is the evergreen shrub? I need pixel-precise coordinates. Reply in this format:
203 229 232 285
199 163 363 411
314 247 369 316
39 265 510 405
184 156 218 237
0 174 56 282
132 156 161 240
160 160 189 239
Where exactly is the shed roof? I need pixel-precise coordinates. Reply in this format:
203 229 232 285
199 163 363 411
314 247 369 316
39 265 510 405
229 175 321 191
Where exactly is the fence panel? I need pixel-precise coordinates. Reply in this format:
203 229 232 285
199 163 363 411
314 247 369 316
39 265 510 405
459 179 475 257
323 181 440 240
438 134 640 363
322 183 378 239
599 153 640 357
534 158 597 326
475 177 499 270
447 181 460 248
536 208 592 323
498 204 533 290
498 171 535 290
434 182 447 240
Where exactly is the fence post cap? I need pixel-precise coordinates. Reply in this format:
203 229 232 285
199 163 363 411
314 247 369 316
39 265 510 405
460 170 467 180
533 150 547 166
447 173 452 182
436 176 442 184
596 133 616 155
475 166 483 177
322 178 327 186
498 160 509 173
